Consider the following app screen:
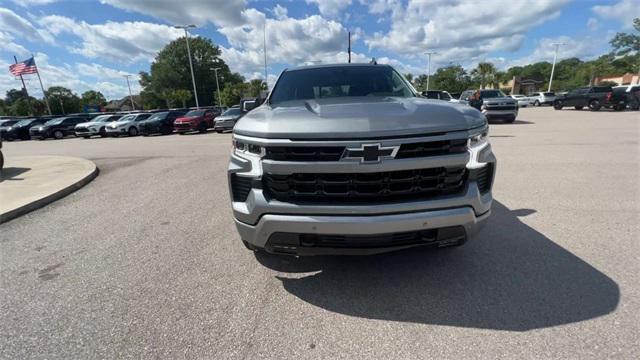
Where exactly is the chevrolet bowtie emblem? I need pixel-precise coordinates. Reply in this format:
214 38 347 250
342 143 399 163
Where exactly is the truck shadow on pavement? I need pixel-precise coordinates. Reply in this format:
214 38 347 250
256 201 620 331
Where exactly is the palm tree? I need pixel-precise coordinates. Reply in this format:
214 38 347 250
471 62 497 89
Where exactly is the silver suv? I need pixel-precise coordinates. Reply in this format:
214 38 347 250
228 64 496 256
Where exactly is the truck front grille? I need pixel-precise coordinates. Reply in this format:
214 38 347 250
264 138 467 162
264 166 467 203
230 174 252 202
486 105 516 110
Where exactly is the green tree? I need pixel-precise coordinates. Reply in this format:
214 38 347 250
81 90 107 106
431 65 472 93
220 82 247 106
404 73 414 83
246 79 267 97
140 37 243 108
471 62 497 89
46 86 81 115
610 18 640 56
172 89 192 108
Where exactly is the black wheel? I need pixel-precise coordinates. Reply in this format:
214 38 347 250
198 122 207 133
588 100 601 111
613 104 625 111
128 127 138 136
82 136 90 139
99 127 107 137
534 100 540 107
215 130 223 133
553 101 563 110
574 106 583 110
0 150 4 172
53 130 64 139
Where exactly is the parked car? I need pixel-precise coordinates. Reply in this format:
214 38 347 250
613 85 640 110
0 119 20 140
422 90 458 103
509 94 530 107
228 63 495 255
528 92 556 106
0 137 3 172
74 114 123 138
460 89 519 123
213 107 243 133
138 110 186 136
174 109 217 134
2 118 49 140
29 116 87 140
553 86 627 111
105 112 152 137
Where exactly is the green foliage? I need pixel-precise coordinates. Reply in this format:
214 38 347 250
471 62 497 89
429 65 473 93
140 36 244 108
46 86 81 115
171 89 192 108
81 90 107 106
610 18 640 55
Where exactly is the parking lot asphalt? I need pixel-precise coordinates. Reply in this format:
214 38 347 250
1 107 638 359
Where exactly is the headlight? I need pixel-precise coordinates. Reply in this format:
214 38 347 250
467 127 489 169
232 138 265 157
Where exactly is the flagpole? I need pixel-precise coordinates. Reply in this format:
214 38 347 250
32 55 52 116
14 56 34 116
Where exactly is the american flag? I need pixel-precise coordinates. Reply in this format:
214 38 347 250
9 57 38 76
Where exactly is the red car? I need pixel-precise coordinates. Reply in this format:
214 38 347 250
174 109 216 134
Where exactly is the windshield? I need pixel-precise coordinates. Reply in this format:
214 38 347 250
118 114 136 122
147 112 168 121
269 65 415 104
223 108 242 116
480 90 506 98
0 120 19 126
543 92 555 96
92 115 113 122
45 118 65 125
15 119 36 126
185 110 205 117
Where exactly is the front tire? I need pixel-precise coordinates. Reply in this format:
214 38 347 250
574 106 583 110
99 127 107 137
613 104 625 111
198 122 208 133
534 100 540 107
53 130 64 140
588 100 601 111
553 101 563 110
128 127 138 136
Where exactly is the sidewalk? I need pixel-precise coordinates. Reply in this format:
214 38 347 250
0 156 98 224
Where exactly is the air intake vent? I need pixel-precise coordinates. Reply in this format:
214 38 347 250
230 174 252 202
476 163 493 193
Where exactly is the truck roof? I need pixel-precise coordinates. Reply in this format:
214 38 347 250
285 62 391 72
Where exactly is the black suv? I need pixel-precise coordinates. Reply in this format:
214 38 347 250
138 110 186 136
554 86 627 111
3 118 50 140
29 117 87 140
0 119 20 140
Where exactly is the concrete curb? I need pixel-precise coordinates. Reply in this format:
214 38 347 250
0 163 99 224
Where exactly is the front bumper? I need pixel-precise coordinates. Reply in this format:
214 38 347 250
214 120 235 130
227 131 496 255
105 126 127 134
482 109 518 118
75 128 99 136
174 123 197 132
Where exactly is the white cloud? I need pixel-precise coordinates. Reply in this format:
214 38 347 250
100 0 246 27
0 31 30 57
271 4 288 20
10 0 60 6
587 17 600 31
593 0 640 29
0 8 53 44
364 0 569 63
306 0 352 18
38 15 184 63
503 35 605 69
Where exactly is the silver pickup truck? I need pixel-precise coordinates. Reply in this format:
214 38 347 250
460 89 519 123
227 64 496 256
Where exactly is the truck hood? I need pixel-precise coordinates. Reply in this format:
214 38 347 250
76 121 105 127
233 96 485 139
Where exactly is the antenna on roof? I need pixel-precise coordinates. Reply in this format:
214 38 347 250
348 31 351 63
370 57 377 65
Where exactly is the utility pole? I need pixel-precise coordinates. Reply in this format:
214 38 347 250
263 20 268 89
123 74 135 110
348 31 351 63
211 67 222 108
424 51 437 91
175 24 199 108
548 42 565 92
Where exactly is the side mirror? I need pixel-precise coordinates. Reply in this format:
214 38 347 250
420 91 427 97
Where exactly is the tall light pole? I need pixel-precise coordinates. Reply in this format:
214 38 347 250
211 67 222 108
175 24 199 109
424 51 437 91
548 42 565 92
123 74 135 110
263 19 268 89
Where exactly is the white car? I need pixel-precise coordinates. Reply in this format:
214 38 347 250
105 112 152 137
74 114 122 138
510 94 530 107
527 92 556 106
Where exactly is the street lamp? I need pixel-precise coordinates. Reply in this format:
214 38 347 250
424 51 438 91
123 74 135 110
211 67 222 109
548 42 565 92
174 24 199 109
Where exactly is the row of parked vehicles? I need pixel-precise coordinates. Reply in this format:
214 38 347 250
0 106 245 141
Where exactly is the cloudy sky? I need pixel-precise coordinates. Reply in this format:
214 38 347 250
0 0 638 100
